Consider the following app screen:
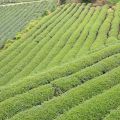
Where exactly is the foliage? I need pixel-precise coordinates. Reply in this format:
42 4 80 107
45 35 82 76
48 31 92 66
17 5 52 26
0 3 120 120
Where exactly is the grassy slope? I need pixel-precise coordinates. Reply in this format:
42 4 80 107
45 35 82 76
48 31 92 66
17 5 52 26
0 2 120 120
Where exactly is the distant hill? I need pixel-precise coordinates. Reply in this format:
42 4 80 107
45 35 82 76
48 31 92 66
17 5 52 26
0 0 57 4
0 0 56 48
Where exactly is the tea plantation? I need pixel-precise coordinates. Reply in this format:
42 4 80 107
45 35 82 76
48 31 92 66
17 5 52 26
0 2 120 120
0 0 56 48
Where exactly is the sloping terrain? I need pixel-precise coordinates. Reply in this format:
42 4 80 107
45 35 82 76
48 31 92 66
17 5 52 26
0 0 56 48
0 3 120 120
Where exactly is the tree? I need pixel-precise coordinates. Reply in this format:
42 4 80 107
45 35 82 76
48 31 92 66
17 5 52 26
57 0 66 5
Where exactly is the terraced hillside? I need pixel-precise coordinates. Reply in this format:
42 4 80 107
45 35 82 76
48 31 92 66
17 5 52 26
0 0 56 48
0 3 120 120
